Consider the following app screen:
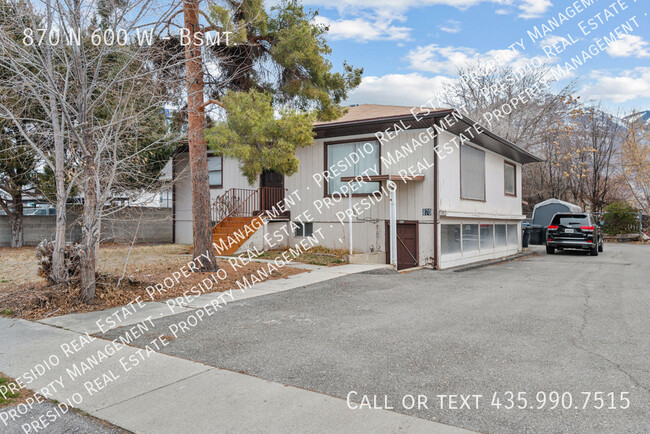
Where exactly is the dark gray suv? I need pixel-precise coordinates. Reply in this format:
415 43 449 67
546 213 603 256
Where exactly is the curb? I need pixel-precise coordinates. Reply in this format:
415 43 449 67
452 250 538 272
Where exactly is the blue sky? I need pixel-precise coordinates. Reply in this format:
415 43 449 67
302 0 650 114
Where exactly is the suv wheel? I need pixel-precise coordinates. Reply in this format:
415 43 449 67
590 245 599 256
546 245 555 254
598 241 603 252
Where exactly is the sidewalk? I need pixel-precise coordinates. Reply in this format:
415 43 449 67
0 261 473 433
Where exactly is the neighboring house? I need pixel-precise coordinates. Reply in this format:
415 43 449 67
172 104 542 269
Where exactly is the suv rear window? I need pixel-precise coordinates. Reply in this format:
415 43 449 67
551 214 589 227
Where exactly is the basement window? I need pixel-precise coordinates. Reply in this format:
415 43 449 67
441 224 461 255
294 222 313 237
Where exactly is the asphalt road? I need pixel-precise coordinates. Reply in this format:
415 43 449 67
103 243 650 433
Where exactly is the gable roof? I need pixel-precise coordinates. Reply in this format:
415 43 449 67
314 104 543 164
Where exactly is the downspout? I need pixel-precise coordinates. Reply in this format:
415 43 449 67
172 155 177 244
388 180 398 268
433 118 440 270
348 181 353 255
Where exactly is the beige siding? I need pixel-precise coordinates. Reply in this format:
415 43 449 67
284 130 437 266
174 153 193 244
174 154 257 244
438 130 523 218
174 126 525 269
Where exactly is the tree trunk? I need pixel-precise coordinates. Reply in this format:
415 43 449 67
9 193 23 248
51 99 67 284
80 155 98 304
183 0 218 271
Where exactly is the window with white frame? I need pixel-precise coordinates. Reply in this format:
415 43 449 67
462 224 479 252
507 224 518 246
326 140 380 195
504 162 516 196
208 156 222 188
460 144 485 201
495 224 507 248
479 224 493 250
441 224 461 254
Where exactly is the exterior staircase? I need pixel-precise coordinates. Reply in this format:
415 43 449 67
210 187 285 255
212 216 264 255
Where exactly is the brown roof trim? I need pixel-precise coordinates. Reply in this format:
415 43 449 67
314 108 543 165
453 112 543 164
313 109 454 131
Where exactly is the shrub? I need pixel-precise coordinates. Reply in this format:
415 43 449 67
35 239 83 283
602 202 639 235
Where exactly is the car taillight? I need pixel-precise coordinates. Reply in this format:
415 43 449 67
587 240 593 243
581 226 595 231
548 225 558 230
547 239 553 242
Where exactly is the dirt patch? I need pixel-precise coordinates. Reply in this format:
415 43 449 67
0 244 304 320
257 246 348 266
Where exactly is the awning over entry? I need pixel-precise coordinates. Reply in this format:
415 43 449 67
340 174 425 183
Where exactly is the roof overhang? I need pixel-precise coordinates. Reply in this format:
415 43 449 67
314 109 543 165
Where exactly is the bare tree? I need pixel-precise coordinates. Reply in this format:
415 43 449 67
568 105 622 212
0 0 71 277
0 0 183 301
621 113 650 213
443 62 576 149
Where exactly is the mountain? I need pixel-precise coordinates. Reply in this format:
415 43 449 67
623 110 650 124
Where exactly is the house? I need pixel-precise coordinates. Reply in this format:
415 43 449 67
172 104 542 269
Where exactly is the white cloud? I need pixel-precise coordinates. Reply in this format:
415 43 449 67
581 68 650 103
314 15 411 41
541 35 571 47
405 44 526 75
517 0 553 19
304 0 552 19
345 73 454 106
606 35 650 58
439 19 461 33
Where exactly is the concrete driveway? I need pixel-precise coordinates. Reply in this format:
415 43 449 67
103 243 650 433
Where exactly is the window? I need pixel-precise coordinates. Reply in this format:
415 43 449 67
479 224 493 250
504 162 516 196
326 140 380 195
495 224 507 248
441 224 461 254
550 214 590 227
462 224 479 252
208 156 222 187
460 144 485 201
507 224 518 247
294 222 313 237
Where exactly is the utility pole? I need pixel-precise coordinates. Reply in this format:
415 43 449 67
183 0 218 271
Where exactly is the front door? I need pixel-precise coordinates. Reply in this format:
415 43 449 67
385 222 419 270
260 170 285 212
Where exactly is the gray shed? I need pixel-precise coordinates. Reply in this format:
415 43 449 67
529 199 582 245
532 199 582 227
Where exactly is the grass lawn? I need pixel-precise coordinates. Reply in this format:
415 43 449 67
0 375 31 408
0 244 304 320
257 246 348 266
